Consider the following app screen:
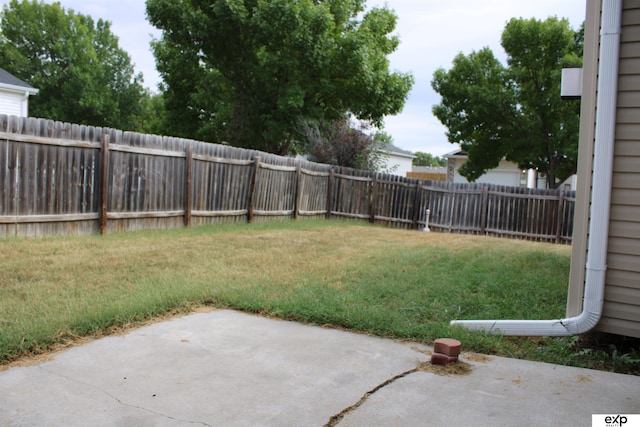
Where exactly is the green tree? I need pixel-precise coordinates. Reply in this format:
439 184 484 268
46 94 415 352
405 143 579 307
431 17 582 188
146 0 414 155
0 0 145 129
133 90 166 136
413 152 445 167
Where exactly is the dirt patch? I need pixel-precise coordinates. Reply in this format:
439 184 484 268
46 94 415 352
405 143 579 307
416 359 474 376
0 334 96 371
576 374 592 383
464 352 492 363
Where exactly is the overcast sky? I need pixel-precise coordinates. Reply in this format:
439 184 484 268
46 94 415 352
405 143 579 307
4 0 587 156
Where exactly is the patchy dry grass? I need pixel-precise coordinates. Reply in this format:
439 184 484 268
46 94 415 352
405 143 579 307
0 219 637 374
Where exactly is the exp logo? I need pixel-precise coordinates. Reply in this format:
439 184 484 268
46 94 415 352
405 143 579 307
594 414 639 427
605 415 628 426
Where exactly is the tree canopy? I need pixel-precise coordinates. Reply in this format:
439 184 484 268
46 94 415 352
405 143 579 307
146 0 414 155
431 17 582 188
413 152 446 167
0 0 146 129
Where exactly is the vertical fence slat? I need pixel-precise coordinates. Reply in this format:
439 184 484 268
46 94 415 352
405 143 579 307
412 180 421 230
248 156 260 223
480 184 489 235
326 168 334 219
99 134 109 235
294 163 301 220
184 145 193 227
555 190 564 244
370 174 377 224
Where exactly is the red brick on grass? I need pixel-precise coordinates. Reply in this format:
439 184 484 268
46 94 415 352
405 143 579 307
430 352 458 365
434 338 461 357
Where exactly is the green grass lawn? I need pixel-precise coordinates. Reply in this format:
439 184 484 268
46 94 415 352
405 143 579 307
1 219 638 373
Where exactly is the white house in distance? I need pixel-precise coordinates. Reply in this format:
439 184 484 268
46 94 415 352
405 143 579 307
445 149 577 190
0 68 38 117
380 144 415 176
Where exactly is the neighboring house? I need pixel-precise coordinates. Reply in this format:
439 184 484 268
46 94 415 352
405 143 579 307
445 149 577 190
379 144 415 176
453 0 640 339
445 149 529 187
0 68 38 117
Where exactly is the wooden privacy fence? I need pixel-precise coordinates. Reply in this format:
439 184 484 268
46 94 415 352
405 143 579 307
0 115 575 242
330 174 575 243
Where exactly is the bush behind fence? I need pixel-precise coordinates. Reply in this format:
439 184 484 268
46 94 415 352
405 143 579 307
0 115 575 242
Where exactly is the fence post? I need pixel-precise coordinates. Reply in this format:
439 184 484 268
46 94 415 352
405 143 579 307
294 163 301 220
326 168 334 220
11 134 19 223
412 180 422 230
448 184 456 232
555 190 565 244
480 184 488 235
370 174 377 224
248 156 260 223
99 134 110 235
184 144 193 228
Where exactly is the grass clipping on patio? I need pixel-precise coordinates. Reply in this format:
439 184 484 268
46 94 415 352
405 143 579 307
1 220 576 368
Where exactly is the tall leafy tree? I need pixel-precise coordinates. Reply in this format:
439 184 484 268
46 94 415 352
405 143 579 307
0 0 145 129
133 90 166 135
413 152 446 167
432 17 582 188
146 0 414 155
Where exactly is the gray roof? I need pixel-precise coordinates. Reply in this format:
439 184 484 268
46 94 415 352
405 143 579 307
383 144 415 157
390 144 415 157
445 149 467 158
377 143 414 158
0 68 37 91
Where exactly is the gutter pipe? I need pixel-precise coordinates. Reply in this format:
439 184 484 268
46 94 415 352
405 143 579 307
450 0 622 336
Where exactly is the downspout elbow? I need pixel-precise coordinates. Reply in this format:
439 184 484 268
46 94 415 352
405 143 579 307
450 0 621 337
450 265 604 336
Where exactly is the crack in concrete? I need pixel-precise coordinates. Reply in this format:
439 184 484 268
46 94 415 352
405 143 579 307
323 366 420 427
39 366 213 426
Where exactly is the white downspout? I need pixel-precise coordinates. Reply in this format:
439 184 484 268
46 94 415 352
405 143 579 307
450 0 622 336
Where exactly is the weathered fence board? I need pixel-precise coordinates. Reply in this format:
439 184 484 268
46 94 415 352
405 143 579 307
0 115 576 242
297 168 329 217
332 172 373 220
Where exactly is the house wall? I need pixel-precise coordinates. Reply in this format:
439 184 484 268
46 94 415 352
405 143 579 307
448 156 577 189
383 153 414 176
447 157 528 187
602 0 640 337
0 89 28 117
568 0 640 338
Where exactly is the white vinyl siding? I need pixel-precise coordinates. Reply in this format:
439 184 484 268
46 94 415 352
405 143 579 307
0 90 27 117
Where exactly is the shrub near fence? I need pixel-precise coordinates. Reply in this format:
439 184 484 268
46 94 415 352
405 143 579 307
0 115 575 242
